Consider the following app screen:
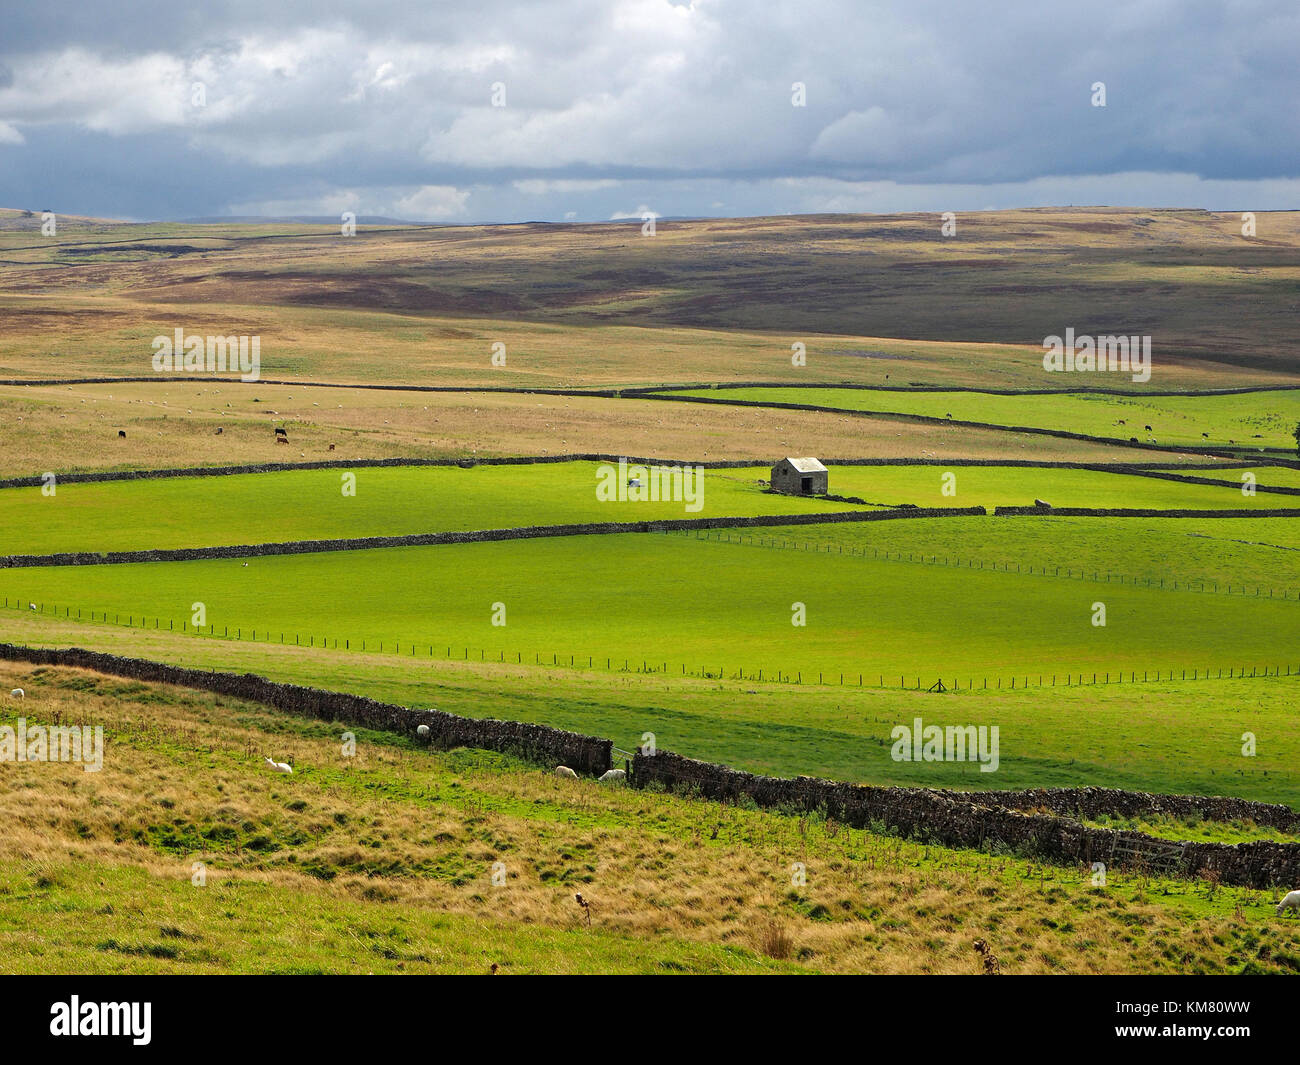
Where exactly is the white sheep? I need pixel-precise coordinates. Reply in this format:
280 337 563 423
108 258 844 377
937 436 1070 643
598 768 626 784
416 724 430 737
9 688 23 699
1277 890 1300 916
264 756 293 774
554 766 578 779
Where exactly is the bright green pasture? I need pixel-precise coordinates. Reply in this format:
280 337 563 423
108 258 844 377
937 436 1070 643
1146 465 1300 490
0 462 855 555
2 461 1289 557
8 533 1297 683
824 464 1283 510
2 606 1298 804
738 515 1300 597
666 387 1300 449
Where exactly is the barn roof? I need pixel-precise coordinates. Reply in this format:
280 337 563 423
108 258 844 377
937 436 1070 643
780 457 827 473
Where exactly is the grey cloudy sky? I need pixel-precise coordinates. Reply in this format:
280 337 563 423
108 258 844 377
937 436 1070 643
1 0 1297 222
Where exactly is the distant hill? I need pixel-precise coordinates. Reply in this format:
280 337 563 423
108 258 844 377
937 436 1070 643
178 215 427 226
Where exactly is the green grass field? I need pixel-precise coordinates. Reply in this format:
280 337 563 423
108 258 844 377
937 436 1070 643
8 529 1297 692
741 514 1300 594
3 610 1294 802
0 462 854 555
7 663 1295 975
4 460 1293 556
667 387 1300 450
823 464 1288 510
5 208 1300 975
1144 465 1300 490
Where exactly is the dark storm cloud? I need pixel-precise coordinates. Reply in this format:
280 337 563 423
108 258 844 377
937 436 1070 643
0 0 1296 220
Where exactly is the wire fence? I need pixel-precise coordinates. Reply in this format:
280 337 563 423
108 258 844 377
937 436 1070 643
4 594 1297 692
672 527 1300 601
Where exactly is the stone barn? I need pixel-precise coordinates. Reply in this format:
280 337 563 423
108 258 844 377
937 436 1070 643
770 457 828 496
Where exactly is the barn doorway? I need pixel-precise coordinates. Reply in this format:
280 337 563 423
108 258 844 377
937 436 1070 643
800 476 812 493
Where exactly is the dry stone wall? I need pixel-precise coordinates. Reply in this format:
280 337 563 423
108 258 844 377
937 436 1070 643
3 643 1296 887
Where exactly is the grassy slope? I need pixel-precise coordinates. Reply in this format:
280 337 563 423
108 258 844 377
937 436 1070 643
4 206 1300 975
0 381 1170 479
0 463 855 556
822 464 1287 510
3 208 1300 390
667 387 1300 450
3 662 1298 976
740 514 1300 594
7 532 1297 682
4 462 1288 556
1 610 1296 804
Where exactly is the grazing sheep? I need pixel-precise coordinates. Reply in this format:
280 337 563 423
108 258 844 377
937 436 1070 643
1144 424 1153 431
1116 419 1126 425
264 756 293 774
328 443 336 451
1201 432 1208 439
1034 499 1051 508
945 412 952 419
117 430 126 438
274 427 288 438
215 427 223 435
1277 890 1300 916
554 765 578 779
27 603 35 611
1128 437 1138 443
9 688 23 699
598 768 626 784
275 437 289 445
416 724 430 737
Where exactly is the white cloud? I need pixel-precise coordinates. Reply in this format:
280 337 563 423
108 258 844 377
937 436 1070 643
393 185 471 220
1 1 1297 219
609 203 657 219
513 179 620 196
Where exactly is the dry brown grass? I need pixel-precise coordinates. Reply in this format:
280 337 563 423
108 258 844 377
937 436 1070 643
2 661 1296 974
2 208 1298 390
0 379 1202 477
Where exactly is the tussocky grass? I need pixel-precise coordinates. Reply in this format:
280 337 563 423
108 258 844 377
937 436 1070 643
3 660 1299 975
